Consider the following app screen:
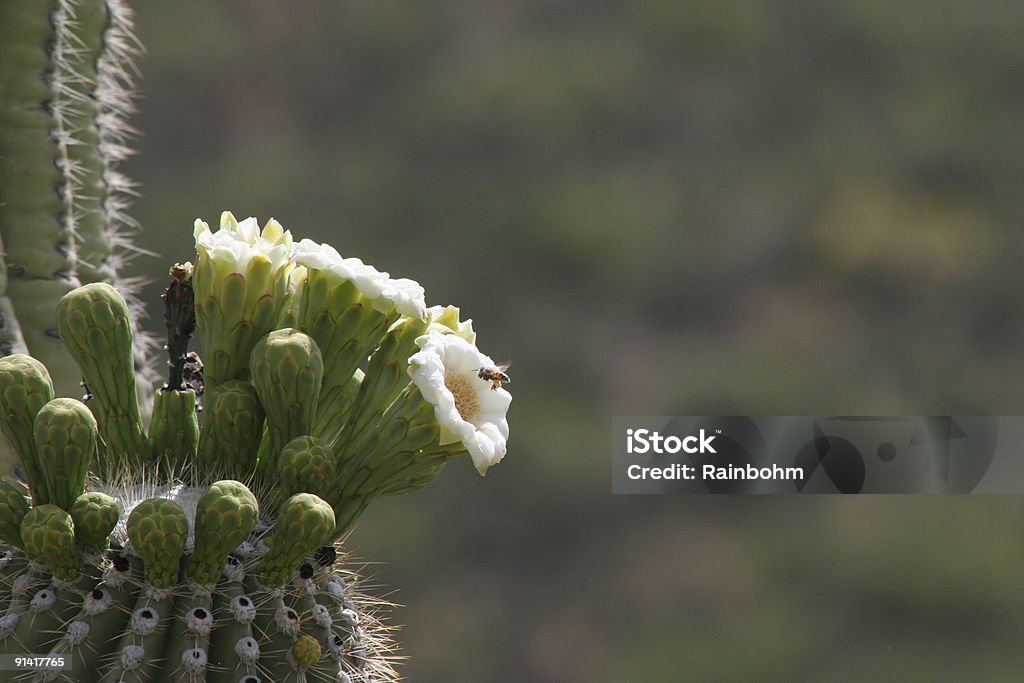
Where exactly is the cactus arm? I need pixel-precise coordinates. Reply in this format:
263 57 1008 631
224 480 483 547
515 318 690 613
0 0 154 403
0 1 81 398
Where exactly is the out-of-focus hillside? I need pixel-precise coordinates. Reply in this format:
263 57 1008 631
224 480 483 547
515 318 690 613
126 2 1024 680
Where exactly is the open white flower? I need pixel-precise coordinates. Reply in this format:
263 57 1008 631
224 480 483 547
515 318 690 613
292 238 426 319
193 211 293 277
408 331 510 475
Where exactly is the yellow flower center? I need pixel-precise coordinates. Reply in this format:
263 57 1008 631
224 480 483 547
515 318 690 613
445 371 479 422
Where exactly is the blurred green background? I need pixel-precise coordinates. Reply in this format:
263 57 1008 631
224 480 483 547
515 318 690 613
124 2 1024 680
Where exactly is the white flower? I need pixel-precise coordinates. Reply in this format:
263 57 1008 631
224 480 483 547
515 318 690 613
191 212 295 389
193 211 293 276
408 331 510 475
292 238 426 319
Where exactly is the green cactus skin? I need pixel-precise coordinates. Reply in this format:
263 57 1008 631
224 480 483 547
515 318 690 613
148 388 199 475
0 1 79 398
250 328 324 481
69 491 120 555
0 481 29 548
0 1 152 401
298 270 395 446
34 397 98 511
126 498 188 589
20 505 82 581
195 379 265 480
188 480 258 585
256 493 335 587
0 354 54 501
333 315 428 456
56 283 148 473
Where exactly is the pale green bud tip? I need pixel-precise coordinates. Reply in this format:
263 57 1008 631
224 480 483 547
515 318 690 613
70 492 120 554
127 498 189 588
20 504 81 580
0 354 54 394
253 328 323 364
35 397 99 434
279 436 336 485
291 634 322 668
424 305 476 344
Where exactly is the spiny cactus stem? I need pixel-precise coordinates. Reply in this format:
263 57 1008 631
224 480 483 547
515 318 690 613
161 263 196 391
98 586 175 683
14 572 92 656
206 578 259 680
163 589 213 682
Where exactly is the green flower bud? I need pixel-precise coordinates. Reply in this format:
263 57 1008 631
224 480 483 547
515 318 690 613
127 497 188 589
291 239 426 447
55 283 147 473
34 397 97 511
0 479 30 547
291 633 322 668
148 388 199 476
69 491 119 554
278 436 337 507
256 493 335 587
250 328 323 479
424 304 476 344
336 315 428 456
20 504 81 580
0 354 53 503
187 480 258 585
193 213 294 393
195 379 265 480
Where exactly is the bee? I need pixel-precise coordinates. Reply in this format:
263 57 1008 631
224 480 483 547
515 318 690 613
477 363 511 391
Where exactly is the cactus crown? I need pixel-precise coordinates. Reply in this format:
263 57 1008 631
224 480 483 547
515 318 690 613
0 212 513 681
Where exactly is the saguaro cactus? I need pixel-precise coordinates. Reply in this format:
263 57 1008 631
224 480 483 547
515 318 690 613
0 3 514 681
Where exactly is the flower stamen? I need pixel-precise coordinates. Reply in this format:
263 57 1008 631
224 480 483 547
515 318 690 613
444 371 480 422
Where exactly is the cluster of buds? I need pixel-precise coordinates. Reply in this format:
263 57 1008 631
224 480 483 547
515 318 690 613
0 212 512 681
